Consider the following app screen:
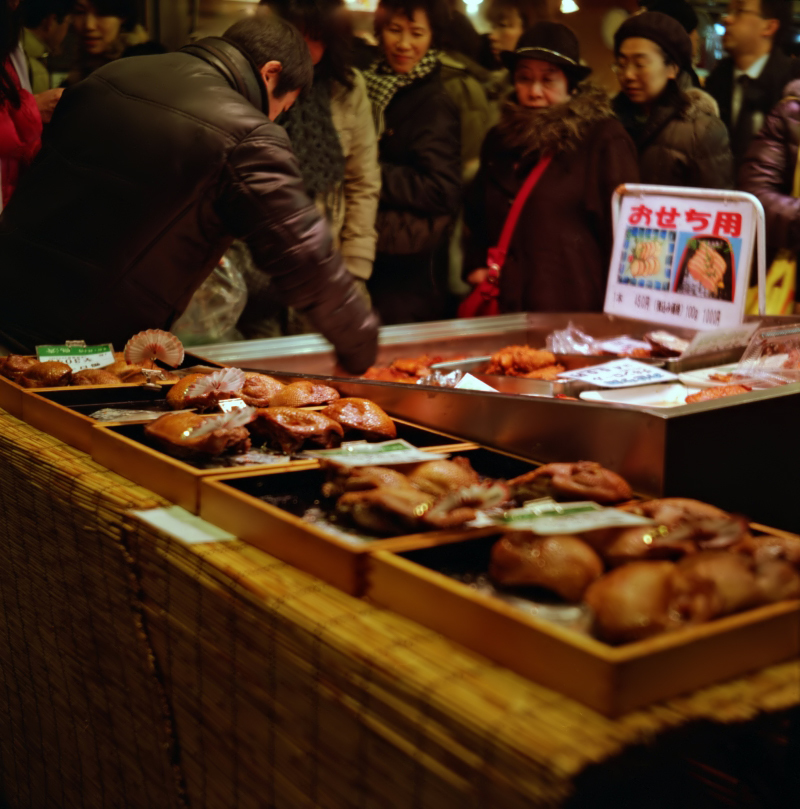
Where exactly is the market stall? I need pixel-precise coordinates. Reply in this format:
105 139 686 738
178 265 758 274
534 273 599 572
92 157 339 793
1 407 799 808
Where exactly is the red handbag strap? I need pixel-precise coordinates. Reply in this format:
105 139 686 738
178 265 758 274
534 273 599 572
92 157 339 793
490 155 552 270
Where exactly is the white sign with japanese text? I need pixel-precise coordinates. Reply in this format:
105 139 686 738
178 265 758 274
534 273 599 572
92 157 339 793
604 191 756 330
558 358 678 388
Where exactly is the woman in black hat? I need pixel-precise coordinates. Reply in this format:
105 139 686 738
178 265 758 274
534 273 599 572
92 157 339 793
462 21 639 315
612 10 733 188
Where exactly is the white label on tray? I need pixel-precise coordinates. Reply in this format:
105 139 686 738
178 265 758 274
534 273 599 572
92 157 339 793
596 336 652 355
36 342 115 371
495 500 654 534
130 506 236 544
219 397 248 413
304 439 448 467
681 322 759 358
558 358 677 388
454 373 498 392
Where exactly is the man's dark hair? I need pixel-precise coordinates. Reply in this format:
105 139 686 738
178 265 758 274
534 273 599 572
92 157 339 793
374 0 452 49
22 0 74 29
224 15 313 97
760 0 793 47
262 0 355 89
483 0 552 31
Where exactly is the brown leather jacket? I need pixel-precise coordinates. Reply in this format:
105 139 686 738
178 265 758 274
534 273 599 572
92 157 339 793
0 37 378 372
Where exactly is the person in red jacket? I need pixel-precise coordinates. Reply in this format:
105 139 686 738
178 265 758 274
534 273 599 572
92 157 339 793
1 0 42 211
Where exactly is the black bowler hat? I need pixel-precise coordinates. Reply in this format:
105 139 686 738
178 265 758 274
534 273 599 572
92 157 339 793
501 21 592 82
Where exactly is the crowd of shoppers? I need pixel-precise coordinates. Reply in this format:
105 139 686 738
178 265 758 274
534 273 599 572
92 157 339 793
1 0 800 353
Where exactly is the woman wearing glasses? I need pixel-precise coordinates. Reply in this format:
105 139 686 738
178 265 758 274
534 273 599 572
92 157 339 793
612 11 733 188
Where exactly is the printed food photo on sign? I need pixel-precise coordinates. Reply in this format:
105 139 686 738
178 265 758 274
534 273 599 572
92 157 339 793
673 235 736 302
617 228 676 290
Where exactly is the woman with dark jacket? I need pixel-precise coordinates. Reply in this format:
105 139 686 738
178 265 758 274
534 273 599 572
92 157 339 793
463 22 639 314
363 0 462 324
612 10 733 189
739 80 800 278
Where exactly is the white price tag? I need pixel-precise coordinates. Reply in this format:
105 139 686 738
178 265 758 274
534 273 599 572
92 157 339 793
36 342 115 371
219 397 248 413
558 358 677 388
304 438 448 467
495 500 654 534
454 373 499 392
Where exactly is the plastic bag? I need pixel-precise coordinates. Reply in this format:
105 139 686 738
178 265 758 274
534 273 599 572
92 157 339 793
545 323 601 355
731 324 800 388
171 249 248 346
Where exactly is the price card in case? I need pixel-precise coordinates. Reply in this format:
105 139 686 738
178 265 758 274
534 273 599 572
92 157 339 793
494 499 654 534
304 439 448 467
36 342 115 371
558 358 677 388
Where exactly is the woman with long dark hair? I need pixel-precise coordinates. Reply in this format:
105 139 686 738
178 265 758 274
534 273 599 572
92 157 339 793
1 0 43 210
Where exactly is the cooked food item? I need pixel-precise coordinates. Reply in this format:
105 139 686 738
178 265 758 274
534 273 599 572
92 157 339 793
72 369 124 386
167 368 245 411
362 354 446 383
708 372 735 383
629 241 660 277
144 409 252 459
687 241 726 293
320 398 397 441
752 559 800 603
685 385 751 404
0 354 39 382
736 533 800 567
485 346 565 378
321 464 411 498
489 533 603 602
335 486 436 535
248 407 343 453
584 561 684 644
269 380 340 408
18 361 73 388
405 457 481 497
123 329 184 367
620 497 728 527
508 461 633 505
672 551 762 620
237 372 285 407
645 331 690 357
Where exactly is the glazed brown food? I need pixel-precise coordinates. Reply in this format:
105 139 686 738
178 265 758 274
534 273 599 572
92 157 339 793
362 354 445 383
405 457 481 496
685 385 751 404
166 372 241 411
144 411 251 459
72 369 124 386
248 407 343 453
508 461 633 505
335 486 437 535
485 346 565 378
18 361 73 388
584 561 686 643
0 354 39 382
320 398 397 441
237 372 285 407
321 464 411 498
269 380 340 408
489 533 604 602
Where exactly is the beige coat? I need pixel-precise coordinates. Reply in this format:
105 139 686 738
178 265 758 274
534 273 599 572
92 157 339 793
322 69 380 280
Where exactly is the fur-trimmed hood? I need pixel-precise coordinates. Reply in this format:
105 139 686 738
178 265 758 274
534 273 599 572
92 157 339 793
497 82 615 157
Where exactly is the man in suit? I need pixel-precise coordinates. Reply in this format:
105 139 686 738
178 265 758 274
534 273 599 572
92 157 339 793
705 0 800 167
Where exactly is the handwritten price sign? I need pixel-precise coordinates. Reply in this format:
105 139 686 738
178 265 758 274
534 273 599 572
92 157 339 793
558 358 678 389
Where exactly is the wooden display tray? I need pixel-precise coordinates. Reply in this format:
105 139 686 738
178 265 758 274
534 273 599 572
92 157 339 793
366 528 800 717
22 384 171 453
93 418 475 515
200 446 537 595
0 375 24 417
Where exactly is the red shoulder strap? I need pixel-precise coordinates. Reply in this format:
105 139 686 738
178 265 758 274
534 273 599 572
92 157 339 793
487 155 552 273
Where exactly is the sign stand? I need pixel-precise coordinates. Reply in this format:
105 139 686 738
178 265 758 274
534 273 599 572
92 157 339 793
608 185 767 325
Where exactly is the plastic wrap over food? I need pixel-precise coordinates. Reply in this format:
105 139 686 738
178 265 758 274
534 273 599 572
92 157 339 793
732 324 800 388
545 323 600 355
415 370 466 388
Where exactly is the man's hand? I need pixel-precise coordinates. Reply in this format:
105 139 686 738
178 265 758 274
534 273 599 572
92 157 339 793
466 268 490 286
34 88 64 124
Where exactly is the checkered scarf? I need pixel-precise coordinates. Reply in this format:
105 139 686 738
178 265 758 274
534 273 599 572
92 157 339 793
363 50 440 135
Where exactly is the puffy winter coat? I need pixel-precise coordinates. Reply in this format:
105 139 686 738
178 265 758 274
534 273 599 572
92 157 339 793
613 82 733 189
0 37 378 373
464 84 639 313
739 79 800 266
